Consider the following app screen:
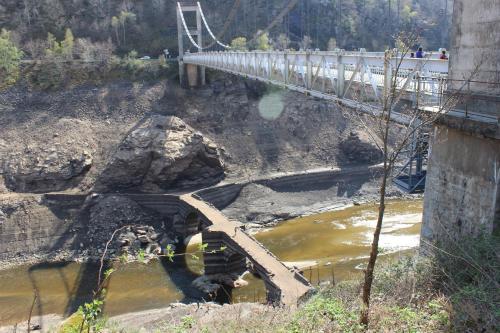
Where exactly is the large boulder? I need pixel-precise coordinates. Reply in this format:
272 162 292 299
98 115 224 191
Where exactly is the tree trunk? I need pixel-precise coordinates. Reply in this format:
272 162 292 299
360 55 393 325
360 166 388 325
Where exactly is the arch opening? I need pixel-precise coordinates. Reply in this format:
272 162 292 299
184 211 202 236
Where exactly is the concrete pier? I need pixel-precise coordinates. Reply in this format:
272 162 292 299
421 0 500 245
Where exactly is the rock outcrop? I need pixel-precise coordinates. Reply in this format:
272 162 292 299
86 194 179 259
2 150 92 193
192 273 249 294
98 115 224 191
0 119 95 193
339 131 383 164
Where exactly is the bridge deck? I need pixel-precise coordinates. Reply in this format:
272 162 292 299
183 50 448 101
180 194 312 305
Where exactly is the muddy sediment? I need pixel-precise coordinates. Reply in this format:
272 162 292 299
0 165 417 270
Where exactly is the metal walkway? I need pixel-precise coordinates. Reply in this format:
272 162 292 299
183 50 449 105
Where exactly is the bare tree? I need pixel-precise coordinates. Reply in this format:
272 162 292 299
299 35 313 50
75 38 115 62
336 32 478 326
274 33 290 51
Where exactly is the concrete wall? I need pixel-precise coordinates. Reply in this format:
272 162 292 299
421 0 500 247
195 184 244 210
0 194 87 260
422 126 500 243
448 0 500 117
449 0 500 93
256 166 380 192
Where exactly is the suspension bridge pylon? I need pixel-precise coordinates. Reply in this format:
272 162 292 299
177 2 206 87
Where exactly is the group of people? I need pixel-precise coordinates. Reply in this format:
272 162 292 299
410 47 448 60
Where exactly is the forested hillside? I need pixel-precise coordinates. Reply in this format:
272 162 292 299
1 0 452 59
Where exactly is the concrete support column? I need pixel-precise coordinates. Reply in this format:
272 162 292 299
186 64 200 87
176 3 205 87
176 7 186 87
305 51 312 90
196 8 206 85
422 126 500 245
283 52 289 84
263 280 282 305
202 231 226 275
202 231 247 275
421 0 500 248
336 51 345 97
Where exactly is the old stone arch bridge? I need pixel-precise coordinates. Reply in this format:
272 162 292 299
126 191 313 306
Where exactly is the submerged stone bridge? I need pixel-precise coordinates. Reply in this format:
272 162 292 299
126 192 312 306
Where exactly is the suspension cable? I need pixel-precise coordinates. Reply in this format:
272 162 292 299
180 0 298 51
198 0 241 49
197 2 231 49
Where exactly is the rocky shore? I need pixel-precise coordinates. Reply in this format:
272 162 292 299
0 302 275 333
222 176 418 231
0 165 421 271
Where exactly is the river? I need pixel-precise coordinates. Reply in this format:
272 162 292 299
0 199 422 325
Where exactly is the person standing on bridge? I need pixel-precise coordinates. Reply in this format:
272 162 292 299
416 47 424 58
440 50 448 60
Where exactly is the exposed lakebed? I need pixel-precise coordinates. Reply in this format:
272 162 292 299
0 199 422 325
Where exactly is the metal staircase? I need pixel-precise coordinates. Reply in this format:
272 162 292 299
393 130 429 193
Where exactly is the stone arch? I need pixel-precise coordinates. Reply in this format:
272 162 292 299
225 252 247 275
185 211 202 236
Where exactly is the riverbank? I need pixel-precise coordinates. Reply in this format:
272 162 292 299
0 166 424 327
222 176 420 231
0 253 454 333
0 165 419 270
0 197 424 327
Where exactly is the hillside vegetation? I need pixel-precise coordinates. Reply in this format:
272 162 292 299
1 0 451 59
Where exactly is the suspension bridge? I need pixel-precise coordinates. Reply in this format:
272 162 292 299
176 2 450 195
177 2 449 109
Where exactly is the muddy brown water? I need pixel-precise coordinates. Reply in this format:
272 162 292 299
0 200 422 325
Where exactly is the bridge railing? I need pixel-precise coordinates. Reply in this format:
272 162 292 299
183 50 449 103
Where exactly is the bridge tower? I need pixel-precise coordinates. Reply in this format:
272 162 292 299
177 2 206 87
421 0 500 248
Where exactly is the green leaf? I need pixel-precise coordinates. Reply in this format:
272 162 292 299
198 243 208 252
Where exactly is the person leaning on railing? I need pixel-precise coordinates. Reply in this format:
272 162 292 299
439 49 448 60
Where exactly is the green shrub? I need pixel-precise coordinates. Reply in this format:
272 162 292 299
287 295 363 333
433 234 500 332
0 29 23 89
